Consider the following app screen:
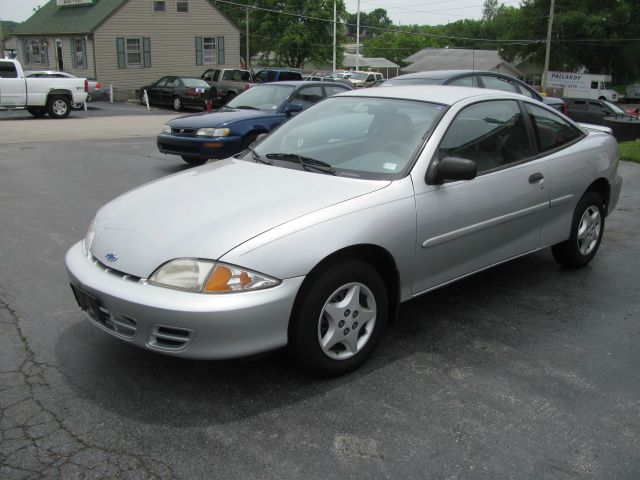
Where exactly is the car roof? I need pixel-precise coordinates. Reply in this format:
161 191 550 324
338 84 527 106
258 80 352 89
394 70 501 80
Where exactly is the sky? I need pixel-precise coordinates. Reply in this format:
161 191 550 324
0 0 492 25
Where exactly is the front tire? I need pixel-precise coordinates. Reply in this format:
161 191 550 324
289 260 388 377
47 96 71 119
552 191 605 268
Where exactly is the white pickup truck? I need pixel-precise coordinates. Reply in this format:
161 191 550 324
0 59 88 119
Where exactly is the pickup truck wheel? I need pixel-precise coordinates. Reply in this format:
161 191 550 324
47 96 71 119
173 97 183 111
180 156 205 165
27 107 47 117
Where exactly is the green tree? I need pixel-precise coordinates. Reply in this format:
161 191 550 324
482 0 499 21
346 8 392 37
215 0 347 69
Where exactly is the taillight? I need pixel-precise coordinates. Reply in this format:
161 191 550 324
187 88 196 97
84 79 89 92
244 83 252 90
95 82 102 89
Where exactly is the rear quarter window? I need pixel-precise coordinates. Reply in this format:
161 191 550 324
525 103 582 153
0 62 18 78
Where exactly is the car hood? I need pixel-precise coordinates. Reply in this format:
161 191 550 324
90 159 390 278
167 108 278 128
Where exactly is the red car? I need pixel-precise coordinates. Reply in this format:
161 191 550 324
625 105 640 117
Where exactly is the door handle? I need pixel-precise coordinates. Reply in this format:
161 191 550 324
528 173 544 184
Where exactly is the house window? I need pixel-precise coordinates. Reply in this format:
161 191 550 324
153 1 166 12
72 38 86 69
203 37 216 64
25 39 47 64
126 38 142 66
176 0 189 13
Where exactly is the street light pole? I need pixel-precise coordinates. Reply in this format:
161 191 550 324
541 0 555 94
355 0 360 70
332 0 336 72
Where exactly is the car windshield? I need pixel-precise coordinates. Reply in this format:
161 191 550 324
603 100 625 114
381 78 441 86
251 97 446 180
182 79 209 88
227 84 295 111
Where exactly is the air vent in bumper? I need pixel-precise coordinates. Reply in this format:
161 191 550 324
148 325 194 351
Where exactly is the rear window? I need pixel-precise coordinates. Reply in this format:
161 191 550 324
182 79 210 88
0 61 18 78
279 71 302 81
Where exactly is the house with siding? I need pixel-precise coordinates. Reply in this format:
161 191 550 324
9 0 240 99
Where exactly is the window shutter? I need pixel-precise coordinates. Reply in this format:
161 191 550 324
217 36 225 65
23 40 30 64
143 37 151 68
195 37 203 66
116 37 126 68
82 37 87 68
70 39 77 68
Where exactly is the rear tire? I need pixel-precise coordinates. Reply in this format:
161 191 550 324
46 95 71 119
288 259 388 377
552 191 605 268
27 107 47 117
173 96 183 111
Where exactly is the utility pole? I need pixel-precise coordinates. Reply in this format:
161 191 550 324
355 0 360 70
332 0 336 72
541 0 555 94
245 6 250 69
0 17 5 59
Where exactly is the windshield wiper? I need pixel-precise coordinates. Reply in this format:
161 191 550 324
248 146 272 165
265 153 336 175
233 105 259 110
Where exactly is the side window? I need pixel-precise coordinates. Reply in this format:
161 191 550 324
588 101 607 113
525 103 582 153
480 75 518 93
222 70 235 81
590 81 599 89
0 62 18 78
324 85 349 97
280 71 301 81
571 100 587 110
156 77 168 87
438 100 532 173
447 75 476 88
166 77 179 88
516 83 537 99
237 70 251 82
267 71 278 82
290 86 323 109
254 71 267 83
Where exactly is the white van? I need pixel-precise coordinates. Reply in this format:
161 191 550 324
545 71 618 102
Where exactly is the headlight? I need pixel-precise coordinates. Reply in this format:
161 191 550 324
162 124 172 134
196 127 230 137
83 218 96 255
148 259 279 293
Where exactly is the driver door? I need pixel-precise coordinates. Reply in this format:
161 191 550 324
411 99 549 294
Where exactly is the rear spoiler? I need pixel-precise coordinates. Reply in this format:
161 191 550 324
577 123 613 135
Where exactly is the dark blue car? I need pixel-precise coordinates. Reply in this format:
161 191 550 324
157 81 352 165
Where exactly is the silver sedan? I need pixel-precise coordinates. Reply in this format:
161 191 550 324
66 86 622 376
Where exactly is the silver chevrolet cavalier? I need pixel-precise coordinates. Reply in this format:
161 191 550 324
66 86 622 376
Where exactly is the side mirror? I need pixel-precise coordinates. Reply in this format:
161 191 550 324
428 156 477 184
283 103 304 116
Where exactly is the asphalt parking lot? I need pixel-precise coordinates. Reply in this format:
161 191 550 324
1 123 639 479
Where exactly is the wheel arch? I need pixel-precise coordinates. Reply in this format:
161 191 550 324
47 89 72 100
288 244 401 338
585 177 611 215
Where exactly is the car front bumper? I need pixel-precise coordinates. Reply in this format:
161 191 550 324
157 133 243 160
65 241 304 359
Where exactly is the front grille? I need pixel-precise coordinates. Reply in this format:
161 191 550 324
90 254 143 284
148 325 194 351
158 142 200 155
171 127 196 136
89 307 138 339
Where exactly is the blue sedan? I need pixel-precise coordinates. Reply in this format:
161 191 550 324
157 81 353 165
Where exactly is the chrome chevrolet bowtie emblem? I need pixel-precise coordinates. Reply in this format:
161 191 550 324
179 129 184 134
105 253 119 263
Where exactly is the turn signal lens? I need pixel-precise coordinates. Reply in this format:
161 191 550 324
203 263 280 293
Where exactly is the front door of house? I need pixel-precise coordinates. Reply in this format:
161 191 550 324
55 40 63 71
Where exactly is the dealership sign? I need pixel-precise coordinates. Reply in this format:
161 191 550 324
57 0 95 6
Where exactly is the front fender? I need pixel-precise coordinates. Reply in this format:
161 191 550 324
220 177 417 302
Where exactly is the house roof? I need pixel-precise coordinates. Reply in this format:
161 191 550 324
12 0 128 35
402 48 521 76
343 53 399 69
